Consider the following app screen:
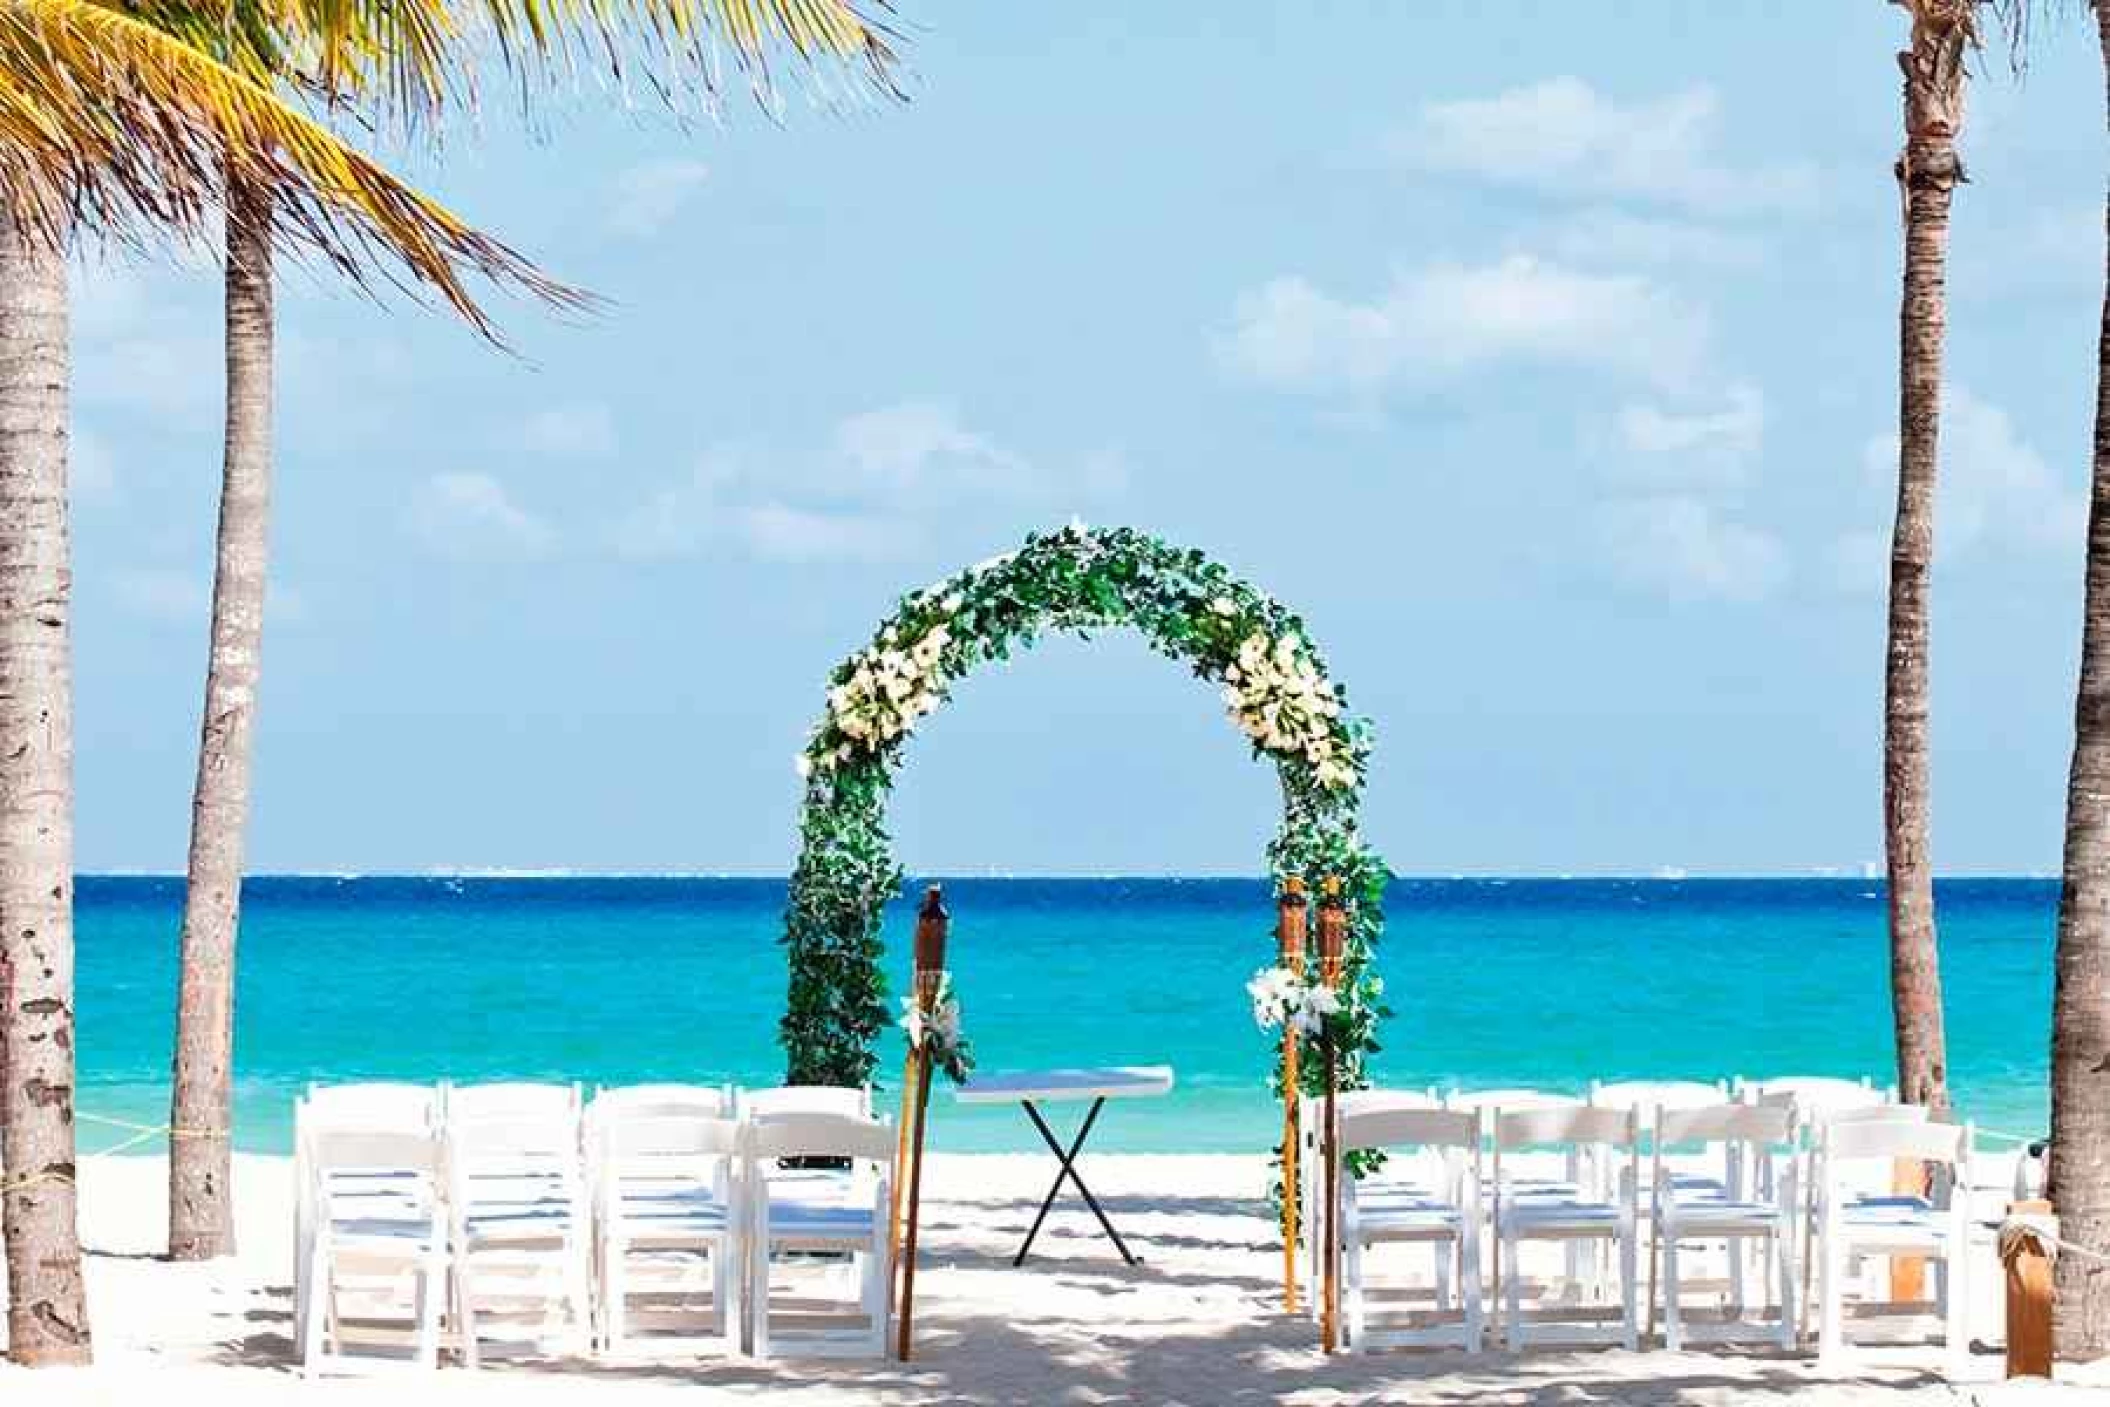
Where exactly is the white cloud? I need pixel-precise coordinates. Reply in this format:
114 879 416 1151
1392 78 1818 217
609 404 1120 565
407 472 555 560
522 402 617 459
732 503 909 562
1843 386 2084 585
1609 384 1764 490
1540 208 1767 271
606 160 710 239
112 568 208 623
1217 255 1708 397
834 401 1034 495
1598 495 1788 602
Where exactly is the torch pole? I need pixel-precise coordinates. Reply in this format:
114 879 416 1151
1277 877 1308 1316
1317 876 1348 1354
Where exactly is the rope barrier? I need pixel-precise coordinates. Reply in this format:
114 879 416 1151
0 1112 230 1194
1975 1128 2045 1146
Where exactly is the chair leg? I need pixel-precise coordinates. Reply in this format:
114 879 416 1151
457 1254 482 1370
1619 1228 1639 1352
1942 1247 1968 1378
749 1230 771 1361
1818 1227 1845 1367
1461 1227 1485 1353
417 1244 445 1370
1343 1233 1365 1353
603 1236 626 1358
714 1234 737 1356
1662 1231 1683 1352
861 1241 886 1358
300 1238 330 1375
1504 1229 1525 1351
1774 1227 1798 1351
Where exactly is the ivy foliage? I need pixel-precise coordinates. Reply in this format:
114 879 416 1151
779 523 1391 1095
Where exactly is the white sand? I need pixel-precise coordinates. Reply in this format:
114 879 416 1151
2 1151 2107 1404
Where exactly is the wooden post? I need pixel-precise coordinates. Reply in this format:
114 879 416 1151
2000 1199 2056 1379
1317 876 1347 1354
1277 877 1308 1316
894 885 947 1362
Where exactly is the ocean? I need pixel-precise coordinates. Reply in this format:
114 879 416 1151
73 875 2055 1156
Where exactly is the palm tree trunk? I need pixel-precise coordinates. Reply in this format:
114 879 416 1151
168 167 272 1261
1885 0 1973 1116
2048 0 2110 1361
0 205 92 1366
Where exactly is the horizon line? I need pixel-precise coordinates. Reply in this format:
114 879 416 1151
73 869 2059 882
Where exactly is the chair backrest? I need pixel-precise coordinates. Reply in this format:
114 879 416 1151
1590 1080 1726 1115
740 1085 870 1119
747 1111 894 1164
1747 1076 1891 1119
1823 1116 1967 1169
1819 1102 1931 1129
1496 1104 1635 1150
1341 1106 1479 1155
446 1081 580 1123
591 1083 733 1120
1446 1088 1579 1114
308 1128 441 1180
1657 1101 1793 1149
301 1082 438 1132
1338 1087 1443 1116
598 1112 744 1162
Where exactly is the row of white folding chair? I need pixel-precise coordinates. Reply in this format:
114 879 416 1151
586 1093 894 1361
1330 1101 1640 1352
298 1081 876 1372
295 1080 593 1373
1321 1084 1915 1355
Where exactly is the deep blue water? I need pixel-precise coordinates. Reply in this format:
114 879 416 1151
72 875 2056 1154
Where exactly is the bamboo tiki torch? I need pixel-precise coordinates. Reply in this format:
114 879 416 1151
1277 877 1309 1316
894 885 947 1362
1317 876 1348 1354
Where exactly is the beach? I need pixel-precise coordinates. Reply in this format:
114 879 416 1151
7 1150 2107 1404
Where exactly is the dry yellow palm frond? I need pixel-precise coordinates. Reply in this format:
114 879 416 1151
285 0 901 134
0 0 583 335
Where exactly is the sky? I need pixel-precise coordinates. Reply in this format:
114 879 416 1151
66 2 2109 877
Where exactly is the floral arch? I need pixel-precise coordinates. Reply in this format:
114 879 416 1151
778 522 1390 1096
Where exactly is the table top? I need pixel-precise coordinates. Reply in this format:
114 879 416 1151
954 1065 1175 1105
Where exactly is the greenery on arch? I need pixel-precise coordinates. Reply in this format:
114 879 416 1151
778 522 1392 1103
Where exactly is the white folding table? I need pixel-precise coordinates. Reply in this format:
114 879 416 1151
955 1065 1174 1267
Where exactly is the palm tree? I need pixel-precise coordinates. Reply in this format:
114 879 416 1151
1884 0 1980 1116
162 0 902 1261
2047 0 2110 1362
0 0 584 1363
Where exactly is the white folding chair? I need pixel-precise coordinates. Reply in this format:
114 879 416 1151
1300 1087 1441 1321
1590 1080 1728 1125
300 1128 447 1377
1337 1106 1484 1353
1493 1104 1641 1351
745 1111 895 1359
1654 1103 1798 1351
739 1085 873 1119
590 1101 744 1358
446 1082 592 1365
293 1083 440 1350
1815 1117 1972 1375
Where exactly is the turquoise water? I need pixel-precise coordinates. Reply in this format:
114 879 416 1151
73 876 2055 1155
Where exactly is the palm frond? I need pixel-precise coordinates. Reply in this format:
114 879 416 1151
0 0 585 336
295 0 904 134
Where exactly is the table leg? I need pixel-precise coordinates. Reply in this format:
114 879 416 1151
1014 1098 1139 1267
